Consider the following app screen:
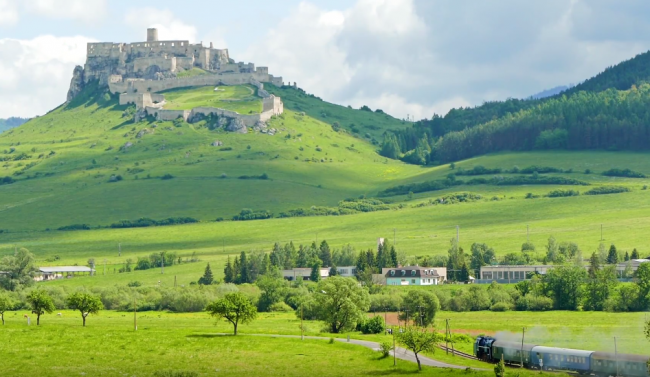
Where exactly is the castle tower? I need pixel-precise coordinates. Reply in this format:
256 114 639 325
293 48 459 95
147 28 159 42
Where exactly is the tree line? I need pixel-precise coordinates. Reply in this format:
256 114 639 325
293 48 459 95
382 83 650 164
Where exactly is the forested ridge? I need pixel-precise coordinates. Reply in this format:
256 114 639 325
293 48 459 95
383 50 650 164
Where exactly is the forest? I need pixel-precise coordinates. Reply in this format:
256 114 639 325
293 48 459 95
382 49 650 164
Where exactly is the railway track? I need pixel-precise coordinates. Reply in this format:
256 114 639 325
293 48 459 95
437 344 479 360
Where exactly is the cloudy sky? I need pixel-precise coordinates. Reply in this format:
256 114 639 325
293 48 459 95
1 0 650 119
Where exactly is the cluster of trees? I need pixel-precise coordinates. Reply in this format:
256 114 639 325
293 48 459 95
57 217 199 231
0 289 102 326
390 84 650 163
134 252 179 271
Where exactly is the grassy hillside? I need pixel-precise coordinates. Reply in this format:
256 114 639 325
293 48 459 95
0 84 424 232
162 85 262 114
266 84 407 141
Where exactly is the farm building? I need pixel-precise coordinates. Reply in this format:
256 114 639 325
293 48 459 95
35 266 95 281
384 266 445 286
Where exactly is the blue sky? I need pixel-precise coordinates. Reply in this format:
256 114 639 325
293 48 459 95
2 0 650 119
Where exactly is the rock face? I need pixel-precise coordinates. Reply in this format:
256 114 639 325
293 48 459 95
226 118 247 134
67 65 85 101
136 128 154 138
211 140 223 147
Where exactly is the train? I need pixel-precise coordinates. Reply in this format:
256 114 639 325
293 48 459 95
474 336 649 377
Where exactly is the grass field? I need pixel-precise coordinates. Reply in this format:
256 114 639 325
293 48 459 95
0 309 596 377
3 84 650 285
162 85 263 114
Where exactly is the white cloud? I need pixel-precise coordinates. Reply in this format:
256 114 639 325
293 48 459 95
24 0 108 23
241 0 650 119
0 0 19 27
124 8 198 43
0 35 92 118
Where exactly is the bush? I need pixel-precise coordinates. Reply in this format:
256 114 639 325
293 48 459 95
454 165 502 176
127 281 142 287
515 295 553 311
490 302 512 312
110 217 198 229
161 173 174 180
360 316 386 334
232 209 273 221
379 341 392 358
546 189 580 198
602 168 646 178
57 224 91 231
584 186 631 195
268 302 293 312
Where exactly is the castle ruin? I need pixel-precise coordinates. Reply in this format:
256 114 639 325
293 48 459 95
67 28 284 130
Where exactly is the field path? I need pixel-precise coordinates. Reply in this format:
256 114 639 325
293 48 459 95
214 333 476 370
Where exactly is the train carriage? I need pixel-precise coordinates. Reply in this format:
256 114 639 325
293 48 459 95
492 340 536 367
591 352 650 377
530 346 593 373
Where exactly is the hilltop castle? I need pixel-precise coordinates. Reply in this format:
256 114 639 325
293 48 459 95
67 28 284 131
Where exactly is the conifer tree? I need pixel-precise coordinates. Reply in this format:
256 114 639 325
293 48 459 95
297 245 308 268
631 248 640 260
310 260 322 282
624 251 630 261
198 263 214 285
319 240 332 267
588 252 600 279
607 244 619 265
389 246 398 267
238 252 249 284
224 257 235 284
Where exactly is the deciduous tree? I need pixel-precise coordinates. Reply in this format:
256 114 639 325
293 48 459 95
315 277 370 333
66 292 104 327
0 248 39 291
206 292 257 335
399 290 440 326
544 265 587 310
0 294 14 325
396 326 439 371
26 289 55 325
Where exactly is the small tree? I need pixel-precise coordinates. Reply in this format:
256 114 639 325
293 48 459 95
206 292 257 335
396 326 439 371
310 260 322 282
26 289 55 325
315 276 370 333
66 292 104 327
631 249 640 260
607 244 618 264
198 263 214 285
0 294 14 325
494 355 505 377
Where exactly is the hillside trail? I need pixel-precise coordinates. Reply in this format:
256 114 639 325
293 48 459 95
212 333 480 370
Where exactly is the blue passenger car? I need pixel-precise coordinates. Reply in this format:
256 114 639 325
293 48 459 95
530 346 593 373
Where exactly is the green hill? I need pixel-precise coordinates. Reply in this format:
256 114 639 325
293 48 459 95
0 83 420 232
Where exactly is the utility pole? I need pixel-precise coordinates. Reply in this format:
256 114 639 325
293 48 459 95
300 301 304 341
118 243 121 257
601 224 603 241
393 228 396 247
526 225 529 243
174 275 177 288
134 297 137 331
456 225 459 243
521 327 526 367
384 307 388 335
417 305 424 327
445 319 449 354
392 327 397 366
160 251 165 274
614 337 618 377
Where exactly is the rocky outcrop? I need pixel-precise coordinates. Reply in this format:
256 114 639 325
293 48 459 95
211 140 223 147
67 65 85 101
226 118 247 134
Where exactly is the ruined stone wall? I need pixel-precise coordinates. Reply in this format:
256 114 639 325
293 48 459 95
108 71 280 94
133 57 176 73
145 107 190 121
144 105 278 127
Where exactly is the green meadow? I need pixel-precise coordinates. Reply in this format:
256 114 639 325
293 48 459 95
2 84 650 287
0 309 582 377
162 85 263 114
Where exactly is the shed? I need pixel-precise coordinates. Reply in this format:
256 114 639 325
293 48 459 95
36 266 95 281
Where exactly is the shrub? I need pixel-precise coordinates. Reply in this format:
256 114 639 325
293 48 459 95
546 189 580 198
161 173 174 180
232 209 273 221
602 168 646 178
379 341 393 358
57 224 91 231
127 281 142 287
454 165 502 176
584 186 630 195
518 166 563 174
360 316 386 334
515 295 553 311
268 302 293 312
490 302 512 312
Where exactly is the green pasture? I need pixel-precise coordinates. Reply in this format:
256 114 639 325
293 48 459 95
0 310 584 377
162 85 262 114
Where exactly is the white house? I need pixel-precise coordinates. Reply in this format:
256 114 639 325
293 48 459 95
385 266 444 286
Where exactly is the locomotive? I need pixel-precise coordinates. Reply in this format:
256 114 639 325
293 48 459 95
475 336 649 377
